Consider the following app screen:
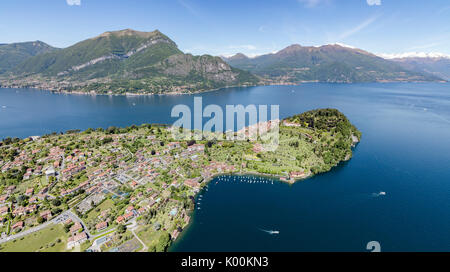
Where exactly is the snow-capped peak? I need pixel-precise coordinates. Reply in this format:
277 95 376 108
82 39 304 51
334 43 356 49
377 52 450 59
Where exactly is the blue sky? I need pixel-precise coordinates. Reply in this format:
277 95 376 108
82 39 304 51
1 0 450 56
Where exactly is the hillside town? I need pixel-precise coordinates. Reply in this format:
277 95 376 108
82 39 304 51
0 126 225 251
0 110 359 252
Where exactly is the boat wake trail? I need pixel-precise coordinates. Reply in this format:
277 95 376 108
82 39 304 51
259 228 280 235
371 191 387 197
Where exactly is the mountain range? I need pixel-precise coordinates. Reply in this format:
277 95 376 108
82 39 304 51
388 56 450 81
0 41 58 74
222 44 444 83
0 29 447 95
0 29 258 94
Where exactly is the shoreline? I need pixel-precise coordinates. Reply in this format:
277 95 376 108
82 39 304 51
169 171 310 251
169 157 356 251
1 80 447 98
172 136 361 250
0 83 263 97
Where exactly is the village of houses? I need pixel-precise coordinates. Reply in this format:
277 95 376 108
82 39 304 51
0 122 317 252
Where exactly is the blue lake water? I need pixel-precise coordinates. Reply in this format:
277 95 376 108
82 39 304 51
1 83 449 251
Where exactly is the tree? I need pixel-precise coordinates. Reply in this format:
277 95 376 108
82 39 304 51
117 224 127 234
52 199 61 207
106 126 118 134
37 216 45 224
187 140 196 146
156 232 171 252
51 208 62 215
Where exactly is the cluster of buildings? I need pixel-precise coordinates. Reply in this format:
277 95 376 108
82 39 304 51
67 221 88 249
0 127 246 250
1 150 30 173
280 171 309 183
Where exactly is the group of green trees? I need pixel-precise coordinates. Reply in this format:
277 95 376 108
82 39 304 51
148 232 171 252
284 109 361 174
286 108 360 138
0 137 21 146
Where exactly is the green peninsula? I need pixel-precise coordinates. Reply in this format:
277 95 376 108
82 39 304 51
0 109 360 252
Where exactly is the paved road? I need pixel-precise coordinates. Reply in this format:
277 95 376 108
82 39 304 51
0 210 70 245
90 227 116 240
0 208 93 245
128 219 147 252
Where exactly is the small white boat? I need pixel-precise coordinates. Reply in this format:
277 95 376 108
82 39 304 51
379 191 386 196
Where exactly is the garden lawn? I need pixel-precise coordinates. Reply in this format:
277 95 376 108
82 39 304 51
0 224 68 252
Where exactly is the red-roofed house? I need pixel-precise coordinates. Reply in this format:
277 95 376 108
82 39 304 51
95 221 108 231
0 206 9 215
40 210 52 220
25 188 34 196
70 222 83 233
289 171 307 179
123 212 134 221
0 195 8 203
12 221 24 231
116 216 125 224
67 232 88 249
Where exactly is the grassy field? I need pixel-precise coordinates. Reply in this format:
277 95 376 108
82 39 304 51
137 226 164 248
85 198 115 223
0 224 68 252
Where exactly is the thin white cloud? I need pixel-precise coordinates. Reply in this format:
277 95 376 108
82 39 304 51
228 45 258 51
66 0 81 6
178 0 199 16
297 0 326 8
437 6 450 15
299 0 381 8
338 15 379 40
408 42 443 51
367 0 381 6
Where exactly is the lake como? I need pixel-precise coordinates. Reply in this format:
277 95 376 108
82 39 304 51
1 83 449 251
